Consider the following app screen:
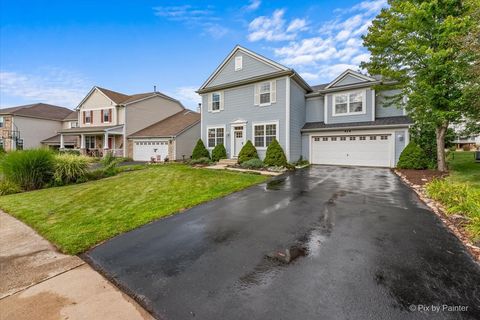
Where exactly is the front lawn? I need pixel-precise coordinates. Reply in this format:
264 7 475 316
0 164 267 254
447 151 480 189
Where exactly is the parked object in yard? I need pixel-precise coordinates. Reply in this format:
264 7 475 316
475 151 480 162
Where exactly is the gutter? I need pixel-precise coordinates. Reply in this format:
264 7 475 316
301 123 413 132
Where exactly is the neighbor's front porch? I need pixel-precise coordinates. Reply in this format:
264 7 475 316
58 125 125 157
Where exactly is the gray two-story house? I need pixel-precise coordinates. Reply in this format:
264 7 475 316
197 45 411 168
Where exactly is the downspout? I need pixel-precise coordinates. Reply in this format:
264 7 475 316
285 76 291 162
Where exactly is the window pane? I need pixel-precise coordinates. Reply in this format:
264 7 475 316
266 136 275 146
212 93 220 102
254 137 264 147
216 128 224 138
335 95 347 104
212 93 220 111
349 102 363 113
335 104 348 114
254 125 264 137
208 139 215 148
260 82 270 93
208 129 216 138
265 124 276 136
260 93 270 104
350 92 362 102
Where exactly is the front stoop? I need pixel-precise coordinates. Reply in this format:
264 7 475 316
218 158 238 166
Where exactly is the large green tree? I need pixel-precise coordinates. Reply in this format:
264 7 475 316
362 0 480 171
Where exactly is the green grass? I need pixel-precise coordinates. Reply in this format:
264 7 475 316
447 151 480 188
426 151 480 242
0 164 267 254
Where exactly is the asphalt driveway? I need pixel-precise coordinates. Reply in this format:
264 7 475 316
85 166 480 320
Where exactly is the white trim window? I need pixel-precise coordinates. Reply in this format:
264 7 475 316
207 127 225 148
102 109 111 123
70 121 79 128
208 92 224 112
0 116 4 128
253 122 278 148
254 81 276 106
85 136 95 149
333 91 365 116
84 111 92 124
235 56 243 71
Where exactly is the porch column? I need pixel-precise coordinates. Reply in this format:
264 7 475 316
80 134 86 155
103 132 109 156
60 134 65 150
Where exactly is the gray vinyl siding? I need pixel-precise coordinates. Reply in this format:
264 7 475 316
325 88 374 124
305 97 324 122
301 134 310 161
201 77 287 159
376 90 405 118
289 80 306 162
394 129 407 165
332 75 368 87
14 116 62 149
175 122 200 160
206 52 279 88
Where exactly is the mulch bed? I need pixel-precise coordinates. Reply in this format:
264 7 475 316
395 169 447 186
394 169 480 261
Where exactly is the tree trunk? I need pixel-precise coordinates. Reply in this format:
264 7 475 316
436 121 449 172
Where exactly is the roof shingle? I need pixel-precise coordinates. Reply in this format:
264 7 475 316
0 103 73 121
128 110 200 138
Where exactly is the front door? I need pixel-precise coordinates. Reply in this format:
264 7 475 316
233 126 244 157
108 137 114 149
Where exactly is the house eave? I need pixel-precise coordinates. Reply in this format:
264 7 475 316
301 123 412 133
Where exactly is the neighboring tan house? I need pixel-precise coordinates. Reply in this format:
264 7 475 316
197 45 412 168
0 103 73 151
57 86 198 159
128 110 200 161
42 111 80 149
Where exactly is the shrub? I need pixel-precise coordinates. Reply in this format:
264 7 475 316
189 157 212 165
238 140 259 164
58 149 80 156
396 142 429 169
264 139 287 167
192 139 210 159
101 151 121 176
0 179 21 195
240 158 264 169
294 156 309 166
1 149 54 190
426 179 480 241
53 154 90 185
211 144 227 162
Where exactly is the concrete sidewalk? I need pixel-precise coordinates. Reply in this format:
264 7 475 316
0 211 153 320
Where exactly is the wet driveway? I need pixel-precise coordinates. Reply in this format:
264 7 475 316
85 166 480 320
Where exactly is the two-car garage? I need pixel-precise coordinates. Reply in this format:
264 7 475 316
310 133 392 167
133 140 169 161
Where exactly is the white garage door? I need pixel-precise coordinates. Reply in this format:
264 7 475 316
311 134 391 167
133 140 169 161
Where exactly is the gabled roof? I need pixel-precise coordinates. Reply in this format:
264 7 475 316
128 110 200 138
199 45 306 92
0 103 73 121
324 69 376 89
76 86 184 109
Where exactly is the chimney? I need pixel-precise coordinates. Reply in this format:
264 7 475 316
197 103 201 113
153 85 157 92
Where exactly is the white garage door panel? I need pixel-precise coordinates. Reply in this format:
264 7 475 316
133 140 169 161
311 135 391 167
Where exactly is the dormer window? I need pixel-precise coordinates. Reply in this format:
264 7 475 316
235 56 243 71
333 91 365 116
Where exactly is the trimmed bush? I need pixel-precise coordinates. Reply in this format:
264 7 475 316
240 158 264 169
1 149 54 191
397 142 429 169
264 139 287 167
211 144 227 162
54 154 91 185
238 140 259 164
0 179 21 195
58 149 80 156
192 139 210 159
189 157 212 165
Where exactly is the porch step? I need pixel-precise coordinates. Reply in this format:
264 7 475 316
218 158 238 165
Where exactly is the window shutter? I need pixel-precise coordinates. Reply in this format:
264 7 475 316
254 84 260 106
271 80 277 103
109 109 112 122
101 109 104 123
219 92 224 111
90 110 93 123
83 111 86 124
207 94 212 112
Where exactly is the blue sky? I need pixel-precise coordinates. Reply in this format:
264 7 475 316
0 0 387 110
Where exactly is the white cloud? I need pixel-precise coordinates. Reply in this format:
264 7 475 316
153 5 229 39
299 72 319 81
0 68 89 108
244 0 261 11
248 9 307 42
170 86 201 110
266 0 388 83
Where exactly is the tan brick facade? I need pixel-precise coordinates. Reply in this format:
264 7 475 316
1 116 15 151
